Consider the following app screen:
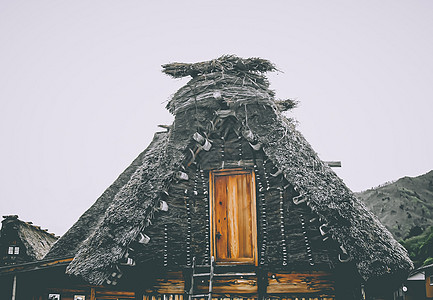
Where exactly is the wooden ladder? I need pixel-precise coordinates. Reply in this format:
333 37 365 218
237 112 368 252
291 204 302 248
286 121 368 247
188 256 215 300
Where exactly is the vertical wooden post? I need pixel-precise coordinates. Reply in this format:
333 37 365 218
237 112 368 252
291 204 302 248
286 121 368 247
182 266 193 300
90 287 96 300
11 275 17 300
257 268 268 300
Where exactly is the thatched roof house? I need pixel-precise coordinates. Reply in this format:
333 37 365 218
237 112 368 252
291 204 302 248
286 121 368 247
0 215 58 265
43 56 412 299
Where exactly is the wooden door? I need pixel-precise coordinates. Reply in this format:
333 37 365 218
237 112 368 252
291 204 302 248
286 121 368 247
210 169 257 265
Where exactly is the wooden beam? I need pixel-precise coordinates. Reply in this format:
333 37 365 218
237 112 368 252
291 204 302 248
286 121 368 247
158 125 172 132
324 161 341 168
203 159 257 170
0 257 73 275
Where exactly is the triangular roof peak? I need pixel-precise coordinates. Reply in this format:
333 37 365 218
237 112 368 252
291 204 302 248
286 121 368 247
162 55 298 115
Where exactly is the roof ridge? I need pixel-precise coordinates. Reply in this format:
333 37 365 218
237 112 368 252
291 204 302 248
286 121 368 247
2 215 58 238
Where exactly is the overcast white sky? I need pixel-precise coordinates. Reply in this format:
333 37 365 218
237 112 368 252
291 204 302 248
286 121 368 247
1 1 432 236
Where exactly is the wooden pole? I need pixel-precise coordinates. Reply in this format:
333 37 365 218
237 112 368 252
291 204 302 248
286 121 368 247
90 287 96 300
11 275 17 300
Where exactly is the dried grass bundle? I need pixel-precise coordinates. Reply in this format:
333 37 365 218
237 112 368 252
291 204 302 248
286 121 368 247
162 55 278 78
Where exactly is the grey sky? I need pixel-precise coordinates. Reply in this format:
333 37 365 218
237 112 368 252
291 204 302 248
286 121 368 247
1 1 432 236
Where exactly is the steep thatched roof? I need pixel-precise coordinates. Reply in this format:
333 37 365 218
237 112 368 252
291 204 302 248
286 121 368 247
57 56 412 286
45 133 166 260
1 215 58 261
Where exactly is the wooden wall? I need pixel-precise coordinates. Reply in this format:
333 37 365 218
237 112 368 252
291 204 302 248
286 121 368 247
142 270 335 299
1 267 338 300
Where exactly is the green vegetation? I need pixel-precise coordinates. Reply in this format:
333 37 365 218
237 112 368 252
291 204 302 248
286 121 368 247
400 225 433 268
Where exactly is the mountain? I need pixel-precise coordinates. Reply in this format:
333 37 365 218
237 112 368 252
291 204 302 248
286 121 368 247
356 170 433 239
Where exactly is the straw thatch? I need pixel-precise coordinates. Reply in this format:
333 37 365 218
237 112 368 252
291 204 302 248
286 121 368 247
45 143 159 260
52 56 412 288
162 55 277 79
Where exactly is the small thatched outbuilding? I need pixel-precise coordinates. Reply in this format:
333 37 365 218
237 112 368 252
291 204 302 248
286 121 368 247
0 56 413 300
0 215 58 265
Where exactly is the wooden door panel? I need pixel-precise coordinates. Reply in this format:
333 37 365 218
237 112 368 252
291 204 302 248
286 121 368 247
214 175 228 260
210 169 257 265
227 176 238 259
237 174 252 259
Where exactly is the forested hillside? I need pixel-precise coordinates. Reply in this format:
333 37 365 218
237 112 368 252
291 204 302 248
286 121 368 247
356 170 433 239
357 171 433 267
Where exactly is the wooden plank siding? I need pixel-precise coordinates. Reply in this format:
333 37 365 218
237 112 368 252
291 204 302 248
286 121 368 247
144 271 185 294
267 272 335 295
141 271 334 299
210 169 257 265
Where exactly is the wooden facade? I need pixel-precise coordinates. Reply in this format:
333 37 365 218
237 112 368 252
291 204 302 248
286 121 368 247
0 264 337 299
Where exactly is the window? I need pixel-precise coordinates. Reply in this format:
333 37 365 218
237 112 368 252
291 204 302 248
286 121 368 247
8 246 19 255
210 169 257 265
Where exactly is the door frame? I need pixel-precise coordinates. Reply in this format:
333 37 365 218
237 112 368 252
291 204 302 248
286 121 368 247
209 168 258 265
